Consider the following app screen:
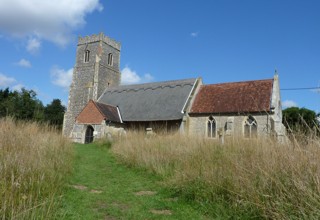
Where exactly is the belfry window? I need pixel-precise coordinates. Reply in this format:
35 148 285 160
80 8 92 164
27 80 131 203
84 50 90 63
207 116 216 138
108 53 113 66
244 116 257 138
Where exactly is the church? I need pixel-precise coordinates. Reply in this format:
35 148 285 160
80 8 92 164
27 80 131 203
62 33 286 143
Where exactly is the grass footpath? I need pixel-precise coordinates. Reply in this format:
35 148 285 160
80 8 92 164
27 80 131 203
57 142 206 220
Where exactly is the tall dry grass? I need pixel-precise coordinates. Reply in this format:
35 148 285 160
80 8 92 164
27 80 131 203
0 117 73 219
112 132 320 219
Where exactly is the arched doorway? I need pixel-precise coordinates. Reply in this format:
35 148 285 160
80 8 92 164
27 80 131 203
85 125 94 144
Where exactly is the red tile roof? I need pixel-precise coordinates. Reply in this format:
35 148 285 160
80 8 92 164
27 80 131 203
76 100 121 124
190 79 273 114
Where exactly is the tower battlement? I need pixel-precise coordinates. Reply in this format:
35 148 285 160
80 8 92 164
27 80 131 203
78 32 121 50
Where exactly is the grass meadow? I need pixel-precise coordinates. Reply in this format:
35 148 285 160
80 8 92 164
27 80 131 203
2 116 320 219
112 131 320 219
0 118 72 219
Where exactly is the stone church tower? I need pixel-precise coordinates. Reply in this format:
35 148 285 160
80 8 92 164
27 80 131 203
63 33 121 137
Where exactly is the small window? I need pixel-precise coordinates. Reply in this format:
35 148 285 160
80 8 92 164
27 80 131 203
225 117 234 135
226 122 232 131
225 117 234 131
207 116 216 138
108 53 113 66
84 50 90 63
244 115 257 138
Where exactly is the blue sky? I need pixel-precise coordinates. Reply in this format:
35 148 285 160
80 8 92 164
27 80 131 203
0 0 319 113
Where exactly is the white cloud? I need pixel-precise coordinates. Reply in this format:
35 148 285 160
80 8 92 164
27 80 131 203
0 73 25 91
26 37 41 54
0 73 16 88
15 58 32 68
144 73 154 82
51 67 73 89
0 0 103 47
190 32 199 37
12 84 25 91
121 66 154 85
282 100 298 109
121 67 140 84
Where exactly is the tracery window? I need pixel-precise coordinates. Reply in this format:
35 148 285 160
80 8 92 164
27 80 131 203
108 53 113 66
244 115 257 138
207 116 216 138
84 50 90 63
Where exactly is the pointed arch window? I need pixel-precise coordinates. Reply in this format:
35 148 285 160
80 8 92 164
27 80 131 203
108 53 113 66
244 116 257 138
207 116 216 138
84 50 90 63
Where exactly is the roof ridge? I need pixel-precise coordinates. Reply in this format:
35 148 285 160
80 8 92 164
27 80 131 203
121 78 196 86
107 84 192 94
98 78 197 101
101 78 197 95
95 101 118 109
203 78 273 87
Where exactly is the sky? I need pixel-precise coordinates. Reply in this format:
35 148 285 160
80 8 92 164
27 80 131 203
0 0 319 113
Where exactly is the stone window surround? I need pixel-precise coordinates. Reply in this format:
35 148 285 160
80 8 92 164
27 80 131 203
207 115 217 138
243 115 258 138
84 50 90 63
108 53 113 66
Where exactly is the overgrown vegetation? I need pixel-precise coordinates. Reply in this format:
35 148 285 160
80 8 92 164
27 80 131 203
0 117 72 219
283 107 320 134
0 88 65 129
112 132 320 219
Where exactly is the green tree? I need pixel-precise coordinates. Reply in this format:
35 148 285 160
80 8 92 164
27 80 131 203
283 107 318 132
0 88 10 117
16 89 36 120
44 99 66 129
0 88 45 121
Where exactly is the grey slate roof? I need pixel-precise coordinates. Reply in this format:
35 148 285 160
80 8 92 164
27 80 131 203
95 102 122 123
98 78 197 121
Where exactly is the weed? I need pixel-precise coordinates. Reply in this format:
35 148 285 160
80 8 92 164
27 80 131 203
0 117 73 219
93 138 112 149
112 131 320 219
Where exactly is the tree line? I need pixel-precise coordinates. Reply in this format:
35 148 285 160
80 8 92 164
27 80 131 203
283 107 320 134
0 88 65 129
